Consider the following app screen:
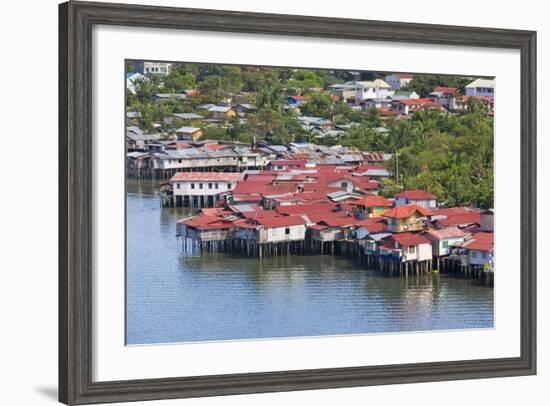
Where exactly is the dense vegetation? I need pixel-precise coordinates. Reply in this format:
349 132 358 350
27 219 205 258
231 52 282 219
127 63 493 208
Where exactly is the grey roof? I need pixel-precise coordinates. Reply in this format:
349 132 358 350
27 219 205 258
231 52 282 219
126 126 144 135
366 233 392 241
175 126 201 133
127 152 149 158
341 154 364 162
126 111 142 118
364 169 391 177
209 105 232 113
196 103 216 110
154 93 187 100
173 113 204 120
126 132 161 141
267 145 288 153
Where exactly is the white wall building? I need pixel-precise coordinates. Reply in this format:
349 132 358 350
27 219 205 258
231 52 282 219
354 79 395 103
465 78 495 97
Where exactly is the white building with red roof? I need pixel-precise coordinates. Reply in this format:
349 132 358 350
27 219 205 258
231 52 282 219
395 189 437 209
425 226 468 256
170 172 244 207
379 232 433 262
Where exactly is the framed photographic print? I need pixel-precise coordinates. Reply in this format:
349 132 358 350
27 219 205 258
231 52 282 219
59 1 537 404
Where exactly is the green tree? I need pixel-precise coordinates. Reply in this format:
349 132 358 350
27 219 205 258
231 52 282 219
300 92 334 118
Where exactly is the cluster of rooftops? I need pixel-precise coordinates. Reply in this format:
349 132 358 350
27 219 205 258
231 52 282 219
174 161 494 267
126 75 495 148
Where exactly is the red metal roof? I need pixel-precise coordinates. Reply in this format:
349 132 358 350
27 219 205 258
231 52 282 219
256 215 306 228
426 226 467 240
319 217 360 227
395 190 437 200
437 212 481 227
305 211 352 223
462 232 494 252
430 207 474 217
391 232 431 247
170 172 243 182
276 202 337 215
206 144 228 150
181 215 234 230
351 195 392 207
399 98 438 106
241 209 281 219
382 204 431 219
433 87 458 94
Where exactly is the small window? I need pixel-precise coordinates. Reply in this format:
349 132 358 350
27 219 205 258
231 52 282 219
227 183 232 189
471 251 478 258
208 183 213 189
199 183 203 189
442 240 449 248
285 228 290 235
482 252 488 259
176 183 180 189
341 181 348 188
190 183 195 189
408 246 415 254
215 183 219 189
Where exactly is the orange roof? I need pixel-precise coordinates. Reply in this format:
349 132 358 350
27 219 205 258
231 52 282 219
382 204 431 219
351 195 392 207
426 226 466 240
395 190 436 200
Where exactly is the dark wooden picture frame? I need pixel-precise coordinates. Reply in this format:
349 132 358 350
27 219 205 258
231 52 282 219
59 1 537 404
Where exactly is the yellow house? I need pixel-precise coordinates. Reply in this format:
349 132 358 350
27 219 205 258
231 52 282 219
351 195 393 218
382 204 431 233
209 106 237 120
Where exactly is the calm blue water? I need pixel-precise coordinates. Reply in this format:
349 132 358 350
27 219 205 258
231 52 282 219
126 181 494 345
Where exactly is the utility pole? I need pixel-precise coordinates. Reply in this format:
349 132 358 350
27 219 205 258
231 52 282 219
395 151 400 190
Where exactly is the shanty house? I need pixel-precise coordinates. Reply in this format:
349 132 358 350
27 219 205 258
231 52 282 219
395 190 437 209
175 126 203 141
460 232 494 268
309 217 359 242
177 215 235 242
382 204 430 233
430 87 459 110
425 227 467 257
351 195 392 218
208 105 237 120
253 216 307 243
379 233 433 262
